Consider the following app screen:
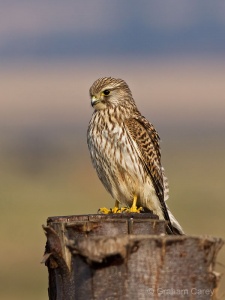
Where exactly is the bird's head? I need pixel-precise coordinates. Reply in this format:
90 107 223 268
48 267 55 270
89 77 135 111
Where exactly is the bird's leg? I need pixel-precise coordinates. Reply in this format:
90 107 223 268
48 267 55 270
129 194 143 213
118 195 143 213
111 200 120 213
130 194 138 211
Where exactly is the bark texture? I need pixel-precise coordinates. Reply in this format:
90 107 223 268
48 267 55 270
43 214 223 300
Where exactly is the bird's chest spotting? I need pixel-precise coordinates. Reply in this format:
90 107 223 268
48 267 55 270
95 122 124 155
96 123 140 174
102 124 124 147
95 124 128 164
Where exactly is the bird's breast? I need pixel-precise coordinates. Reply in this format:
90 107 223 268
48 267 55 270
88 113 154 206
102 124 124 146
89 111 145 177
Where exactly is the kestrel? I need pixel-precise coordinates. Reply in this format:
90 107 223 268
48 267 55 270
87 77 183 235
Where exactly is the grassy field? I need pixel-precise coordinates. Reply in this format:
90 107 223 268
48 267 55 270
0 60 224 299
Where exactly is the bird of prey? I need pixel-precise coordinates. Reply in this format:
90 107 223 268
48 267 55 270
87 77 183 235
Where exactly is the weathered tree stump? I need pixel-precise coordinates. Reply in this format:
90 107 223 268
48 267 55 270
43 213 223 300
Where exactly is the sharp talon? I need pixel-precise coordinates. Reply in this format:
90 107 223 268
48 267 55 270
117 206 142 213
98 207 111 214
120 207 129 212
124 206 143 213
98 206 121 214
98 200 122 214
111 206 119 213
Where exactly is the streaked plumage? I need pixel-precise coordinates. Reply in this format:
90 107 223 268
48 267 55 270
87 77 183 234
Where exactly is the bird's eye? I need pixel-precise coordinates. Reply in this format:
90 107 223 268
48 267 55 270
103 89 110 96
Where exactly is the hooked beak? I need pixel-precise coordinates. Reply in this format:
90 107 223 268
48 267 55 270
91 96 100 107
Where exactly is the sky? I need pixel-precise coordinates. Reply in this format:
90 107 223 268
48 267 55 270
1 1 225 137
1 1 225 63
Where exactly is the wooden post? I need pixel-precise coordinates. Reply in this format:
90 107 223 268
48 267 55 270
43 214 223 300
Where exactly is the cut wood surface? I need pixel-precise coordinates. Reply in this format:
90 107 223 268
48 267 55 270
43 214 223 300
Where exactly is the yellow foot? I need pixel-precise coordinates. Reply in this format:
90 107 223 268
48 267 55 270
98 197 143 214
111 206 120 213
98 206 143 214
98 207 112 214
122 194 143 213
98 200 121 214
98 206 122 214
121 206 143 213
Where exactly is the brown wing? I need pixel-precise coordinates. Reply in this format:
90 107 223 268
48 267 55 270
125 114 174 233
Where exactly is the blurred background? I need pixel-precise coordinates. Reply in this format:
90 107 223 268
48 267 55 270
0 1 225 299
